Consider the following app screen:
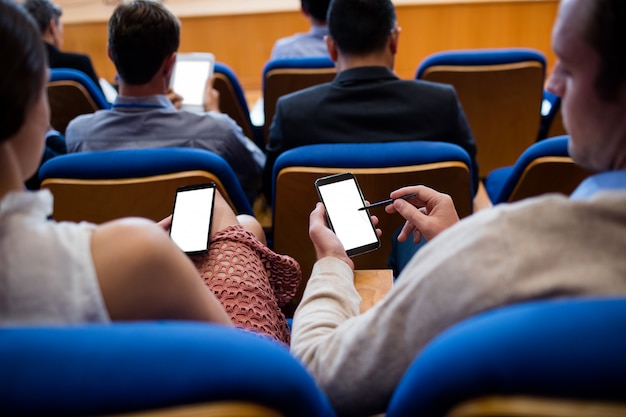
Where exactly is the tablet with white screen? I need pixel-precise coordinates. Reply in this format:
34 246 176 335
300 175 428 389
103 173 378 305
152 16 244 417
170 52 215 112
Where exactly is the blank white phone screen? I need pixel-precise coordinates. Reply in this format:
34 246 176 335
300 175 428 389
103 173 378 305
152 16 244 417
318 178 378 252
170 187 215 253
172 60 212 106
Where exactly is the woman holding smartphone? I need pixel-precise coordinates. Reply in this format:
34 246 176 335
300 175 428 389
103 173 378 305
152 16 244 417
0 0 297 345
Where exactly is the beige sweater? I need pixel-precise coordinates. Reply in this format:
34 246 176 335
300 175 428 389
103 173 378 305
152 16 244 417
291 190 626 417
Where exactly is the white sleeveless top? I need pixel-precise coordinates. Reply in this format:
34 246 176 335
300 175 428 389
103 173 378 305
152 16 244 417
0 190 110 325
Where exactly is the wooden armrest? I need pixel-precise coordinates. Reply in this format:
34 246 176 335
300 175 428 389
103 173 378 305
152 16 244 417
354 269 394 313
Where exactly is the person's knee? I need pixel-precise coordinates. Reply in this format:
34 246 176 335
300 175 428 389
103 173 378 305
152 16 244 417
237 214 266 245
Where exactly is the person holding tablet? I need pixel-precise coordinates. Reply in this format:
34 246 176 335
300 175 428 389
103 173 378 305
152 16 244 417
64 0 265 204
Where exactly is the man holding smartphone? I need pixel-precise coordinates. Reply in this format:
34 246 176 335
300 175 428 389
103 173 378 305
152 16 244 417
291 0 626 415
64 0 265 203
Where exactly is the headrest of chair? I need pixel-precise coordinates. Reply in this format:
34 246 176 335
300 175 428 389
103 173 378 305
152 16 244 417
39 147 253 215
0 322 336 417
488 135 571 201
273 141 472 177
416 48 546 79
49 68 110 109
386 296 626 417
214 62 250 114
263 56 335 73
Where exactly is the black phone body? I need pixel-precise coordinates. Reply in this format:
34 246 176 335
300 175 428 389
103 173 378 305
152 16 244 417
169 182 216 255
315 172 381 257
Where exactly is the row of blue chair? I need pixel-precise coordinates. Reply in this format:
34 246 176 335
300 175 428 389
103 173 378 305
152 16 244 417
49 47 565 169
4 297 624 415
37 136 594 316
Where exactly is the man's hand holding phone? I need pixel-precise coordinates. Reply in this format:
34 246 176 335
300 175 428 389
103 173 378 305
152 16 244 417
309 202 355 269
202 76 220 113
315 173 381 258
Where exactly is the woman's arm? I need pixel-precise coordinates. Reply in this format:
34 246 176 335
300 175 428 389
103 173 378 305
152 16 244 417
91 217 233 325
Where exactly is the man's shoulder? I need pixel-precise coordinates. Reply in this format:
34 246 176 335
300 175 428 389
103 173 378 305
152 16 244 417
66 110 99 132
397 78 456 95
279 82 332 105
49 49 93 68
270 32 311 59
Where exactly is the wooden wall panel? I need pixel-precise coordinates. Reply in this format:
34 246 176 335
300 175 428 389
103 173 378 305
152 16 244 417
61 1 558 93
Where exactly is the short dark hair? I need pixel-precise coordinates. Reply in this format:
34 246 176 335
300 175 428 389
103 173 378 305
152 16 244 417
302 0 331 23
0 0 47 142
108 0 180 85
22 0 62 35
327 0 396 56
583 0 626 101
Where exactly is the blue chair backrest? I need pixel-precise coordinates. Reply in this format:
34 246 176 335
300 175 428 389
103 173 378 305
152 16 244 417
415 48 547 79
416 48 547 176
386 297 626 417
484 135 594 204
0 321 336 417
48 68 111 135
262 57 336 145
272 141 475 199
49 68 110 110
539 90 567 140
39 147 253 222
213 62 263 146
262 56 336 90
271 141 474 315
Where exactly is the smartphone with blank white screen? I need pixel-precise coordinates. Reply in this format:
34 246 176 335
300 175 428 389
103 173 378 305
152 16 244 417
170 52 215 112
169 182 216 255
315 173 380 257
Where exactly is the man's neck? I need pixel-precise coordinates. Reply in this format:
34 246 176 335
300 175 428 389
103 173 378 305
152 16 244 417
335 53 394 73
42 34 57 48
118 79 166 97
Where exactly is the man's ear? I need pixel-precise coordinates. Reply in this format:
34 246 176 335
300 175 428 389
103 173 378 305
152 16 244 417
163 52 177 78
325 36 338 62
45 18 60 46
389 27 400 55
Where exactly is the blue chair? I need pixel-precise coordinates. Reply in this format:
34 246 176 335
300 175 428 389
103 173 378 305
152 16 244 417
539 90 567 140
48 68 110 135
262 57 336 144
39 147 253 223
416 48 546 176
484 135 594 204
0 321 336 417
386 297 626 417
271 141 474 315
213 62 263 147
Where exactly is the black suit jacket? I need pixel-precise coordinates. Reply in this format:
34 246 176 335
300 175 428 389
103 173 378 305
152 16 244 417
45 42 102 92
263 66 479 200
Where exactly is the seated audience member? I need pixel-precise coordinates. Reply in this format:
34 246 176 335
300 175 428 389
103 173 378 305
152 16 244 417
291 0 626 414
270 0 331 60
65 0 265 203
25 128 67 190
263 0 478 201
22 0 102 92
0 0 298 345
